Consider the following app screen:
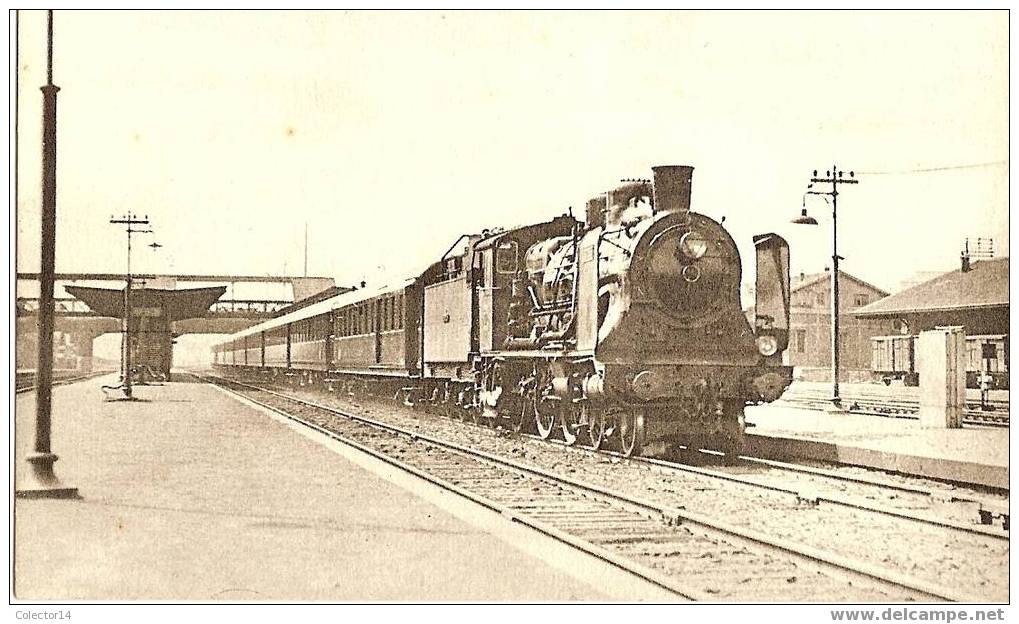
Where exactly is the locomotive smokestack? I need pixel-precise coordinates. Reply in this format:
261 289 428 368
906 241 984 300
652 165 694 215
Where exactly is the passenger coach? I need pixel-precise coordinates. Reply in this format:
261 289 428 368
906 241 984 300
214 278 421 384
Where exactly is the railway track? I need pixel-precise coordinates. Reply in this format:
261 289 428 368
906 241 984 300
201 371 1006 602
523 431 1010 536
777 391 1009 427
15 369 115 394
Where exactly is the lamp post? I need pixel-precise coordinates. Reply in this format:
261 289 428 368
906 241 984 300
17 10 78 498
792 165 858 409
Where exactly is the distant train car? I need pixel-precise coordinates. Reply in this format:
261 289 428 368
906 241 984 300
871 333 1009 389
965 334 1009 389
871 335 918 385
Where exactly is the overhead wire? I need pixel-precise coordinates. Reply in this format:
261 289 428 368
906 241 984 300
855 160 1007 175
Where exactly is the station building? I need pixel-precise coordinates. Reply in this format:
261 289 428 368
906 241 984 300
787 269 893 380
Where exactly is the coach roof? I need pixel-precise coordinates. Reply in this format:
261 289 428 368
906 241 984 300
218 277 415 345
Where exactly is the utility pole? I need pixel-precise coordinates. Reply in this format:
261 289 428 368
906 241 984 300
17 10 77 498
303 222 308 277
109 213 151 399
808 165 858 408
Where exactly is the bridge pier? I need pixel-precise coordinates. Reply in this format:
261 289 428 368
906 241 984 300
15 318 115 373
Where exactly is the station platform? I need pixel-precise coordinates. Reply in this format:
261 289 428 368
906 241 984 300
13 374 648 601
745 403 1009 490
787 380 1010 406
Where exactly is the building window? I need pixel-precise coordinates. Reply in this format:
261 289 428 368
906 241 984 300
795 329 807 353
853 294 869 307
815 292 825 305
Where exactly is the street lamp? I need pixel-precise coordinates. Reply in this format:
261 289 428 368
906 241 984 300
792 165 858 409
17 10 78 499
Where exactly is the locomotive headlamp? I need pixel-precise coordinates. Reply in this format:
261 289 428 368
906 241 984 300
679 231 709 259
756 334 779 357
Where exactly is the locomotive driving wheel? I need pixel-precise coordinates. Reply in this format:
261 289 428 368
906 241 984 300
588 407 618 451
533 397 557 440
529 368 557 440
561 403 584 446
617 409 646 457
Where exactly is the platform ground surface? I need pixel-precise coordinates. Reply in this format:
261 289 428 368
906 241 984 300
13 375 616 601
745 399 1008 490
747 403 1008 467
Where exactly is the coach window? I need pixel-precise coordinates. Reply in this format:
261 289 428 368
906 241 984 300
496 241 518 274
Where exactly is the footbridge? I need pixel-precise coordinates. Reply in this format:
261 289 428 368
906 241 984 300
16 273 345 372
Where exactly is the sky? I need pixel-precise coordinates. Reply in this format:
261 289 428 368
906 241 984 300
15 10 1008 296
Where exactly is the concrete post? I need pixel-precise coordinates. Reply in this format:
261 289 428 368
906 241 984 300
916 327 965 428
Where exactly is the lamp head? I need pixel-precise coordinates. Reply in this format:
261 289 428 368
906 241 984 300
792 208 818 225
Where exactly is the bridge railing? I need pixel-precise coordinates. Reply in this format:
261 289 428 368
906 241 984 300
17 297 293 317
17 297 93 315
208 300 292 314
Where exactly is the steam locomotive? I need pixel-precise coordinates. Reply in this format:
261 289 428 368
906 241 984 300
214 165 793 456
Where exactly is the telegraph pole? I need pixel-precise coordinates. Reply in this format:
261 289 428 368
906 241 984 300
17 10 78 498
109 213 151 399
809 165 858 407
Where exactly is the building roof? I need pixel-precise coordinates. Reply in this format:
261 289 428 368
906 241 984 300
854 257 1008 317
791 269 889 297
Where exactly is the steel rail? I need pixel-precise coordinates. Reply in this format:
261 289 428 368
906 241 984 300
617 448 1006 539
515 431 1008 539
15 370 116 395
206 372 982 603
777 395 1009 428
